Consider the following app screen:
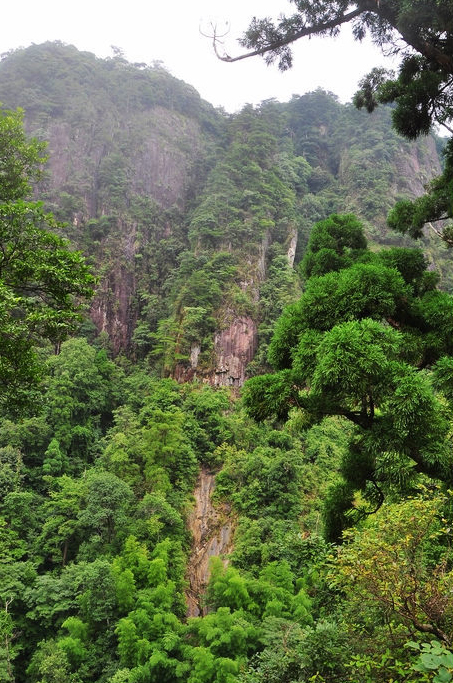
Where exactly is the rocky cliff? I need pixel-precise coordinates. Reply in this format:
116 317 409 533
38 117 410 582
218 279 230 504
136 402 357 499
0 44 446 378
186 469 235 617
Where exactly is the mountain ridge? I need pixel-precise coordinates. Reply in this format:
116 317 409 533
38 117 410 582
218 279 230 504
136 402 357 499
0 41 448 377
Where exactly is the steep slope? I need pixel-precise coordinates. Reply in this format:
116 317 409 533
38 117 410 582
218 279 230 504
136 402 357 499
159 104 304 384
286 90 443 246
186 469 234 617
0 43 447 377
0 42 222 354
0 46 452 683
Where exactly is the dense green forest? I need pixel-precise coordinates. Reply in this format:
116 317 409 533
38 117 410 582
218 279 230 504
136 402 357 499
0 42 452 682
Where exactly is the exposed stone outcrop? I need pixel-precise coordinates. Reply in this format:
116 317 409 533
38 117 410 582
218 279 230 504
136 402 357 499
257 230 270 280
186 469 234 618
190 344 201 369
90 262 136 355
5 43 445 364
394 136 441 197
286 226 298 268
213 317 258 387
42 104 212 354
42 107 207 215
173 316 258 387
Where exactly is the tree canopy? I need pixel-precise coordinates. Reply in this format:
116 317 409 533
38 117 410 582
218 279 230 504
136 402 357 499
214 0 453 246
0 108 94 413
243 214 453 540
1 44 453 683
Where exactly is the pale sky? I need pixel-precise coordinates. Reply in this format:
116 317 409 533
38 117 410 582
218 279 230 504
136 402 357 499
0 0 397 113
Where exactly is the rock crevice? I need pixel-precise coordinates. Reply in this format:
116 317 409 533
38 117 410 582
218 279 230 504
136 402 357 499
185 468 234 617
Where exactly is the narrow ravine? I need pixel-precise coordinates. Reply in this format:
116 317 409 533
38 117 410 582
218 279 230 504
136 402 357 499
185 468 235 617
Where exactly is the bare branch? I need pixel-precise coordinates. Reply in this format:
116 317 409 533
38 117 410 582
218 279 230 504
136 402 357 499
199 21 230 41
200 21 232 62
427 221 446 239
437 120 453 135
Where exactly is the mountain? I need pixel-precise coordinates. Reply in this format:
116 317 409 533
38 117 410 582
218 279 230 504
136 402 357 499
0 41 448 380
1 42 452 683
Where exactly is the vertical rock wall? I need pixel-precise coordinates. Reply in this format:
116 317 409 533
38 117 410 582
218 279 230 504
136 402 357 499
213 317 258 387
185 469 235 617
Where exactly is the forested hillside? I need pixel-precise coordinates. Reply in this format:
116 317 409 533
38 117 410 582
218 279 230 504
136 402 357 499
0 42 452 683
0 42 450 368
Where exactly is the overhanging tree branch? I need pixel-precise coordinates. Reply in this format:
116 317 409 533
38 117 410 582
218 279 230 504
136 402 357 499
211 7 365 64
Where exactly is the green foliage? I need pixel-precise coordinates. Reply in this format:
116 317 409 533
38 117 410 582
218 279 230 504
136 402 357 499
45 338 124 465
357 60 453 248
236 0 453 244
0 209 94 412
215 445 303 519
38 474 85 566
239 617 349 683
1 41 452 683
1 337 451 683
27 639 75 683
298 261 409 331
151 252 238 372
182 386 232 466
322 480 355 543
244 217 453 540
432 355 453 404
188 105 297 250
0 107 94 413
249 254 300 375
408 640 453 682
301 213 368 279
335 494 453 645
77 470 134 548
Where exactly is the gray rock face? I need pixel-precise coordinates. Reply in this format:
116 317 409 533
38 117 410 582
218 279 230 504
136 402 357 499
185 469 234 617
214 317 258 387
